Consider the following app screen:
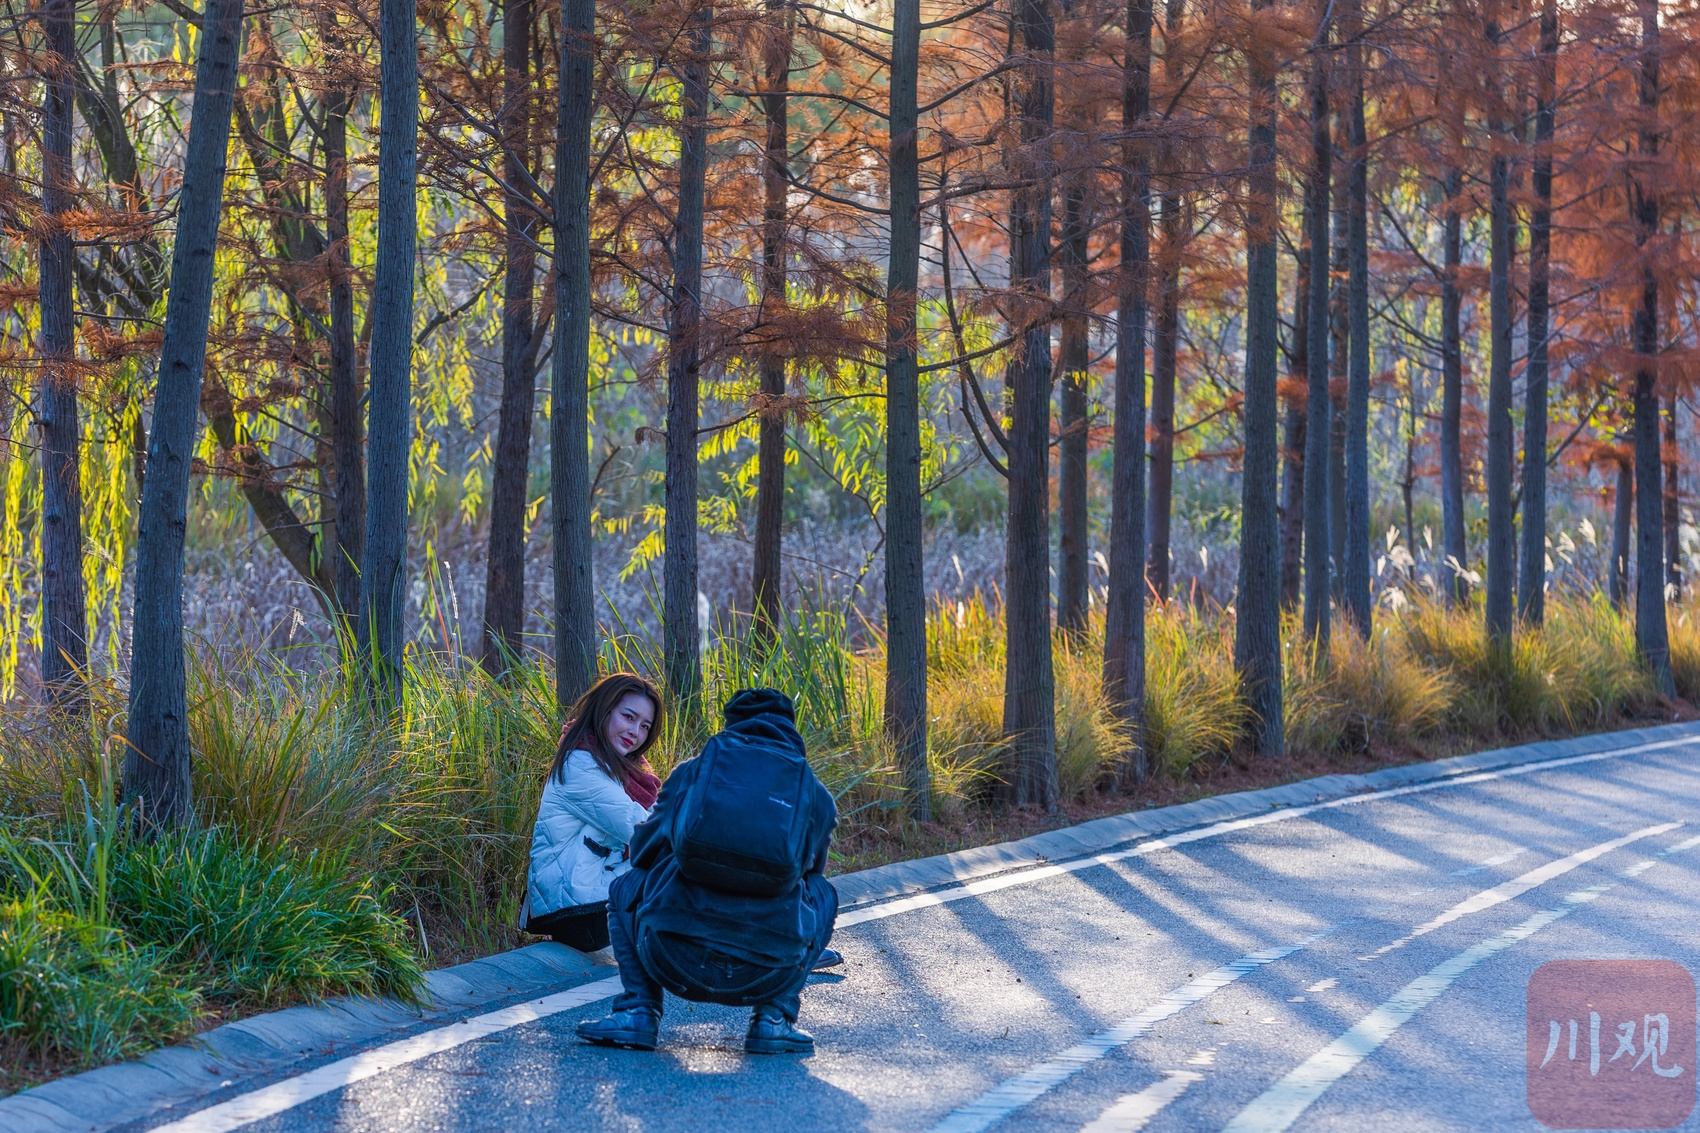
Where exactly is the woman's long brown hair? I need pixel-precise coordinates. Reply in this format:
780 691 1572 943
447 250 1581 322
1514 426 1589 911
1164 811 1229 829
550 672 663 786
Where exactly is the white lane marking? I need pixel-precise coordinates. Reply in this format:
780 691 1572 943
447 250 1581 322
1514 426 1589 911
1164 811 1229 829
1304 978 1337 993
838 736 1699 929
1223 889 1607 1133
1448 845 1528 876
144 977 623 1133
926 931 1335 1133
1363 822 1681 958
1079 1070 1205 1133
930 822 1684 1133
1222 827 1700 1133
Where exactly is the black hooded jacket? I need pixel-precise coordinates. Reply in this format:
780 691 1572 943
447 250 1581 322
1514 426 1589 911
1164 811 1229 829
623 689 838 966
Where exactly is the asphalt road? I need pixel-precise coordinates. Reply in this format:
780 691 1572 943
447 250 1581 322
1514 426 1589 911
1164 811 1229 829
129 737 1700 1133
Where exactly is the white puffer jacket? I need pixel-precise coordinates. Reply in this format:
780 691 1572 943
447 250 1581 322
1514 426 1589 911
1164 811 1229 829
526 750 652 917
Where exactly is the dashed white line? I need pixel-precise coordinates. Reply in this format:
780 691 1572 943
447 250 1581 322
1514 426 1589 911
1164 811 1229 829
1223 889 1608 1133
1363 822 1681 958
1221 827 1700 1133
926 931 1336 1133
1448 845 1528 876
1079 1069 1205 1133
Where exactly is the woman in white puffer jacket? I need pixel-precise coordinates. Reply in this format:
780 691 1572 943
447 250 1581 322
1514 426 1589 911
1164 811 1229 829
524 673 664 952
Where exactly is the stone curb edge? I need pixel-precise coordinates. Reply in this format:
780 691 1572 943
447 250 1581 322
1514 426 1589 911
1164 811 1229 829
9 718 1699 1133
0 943 614 1133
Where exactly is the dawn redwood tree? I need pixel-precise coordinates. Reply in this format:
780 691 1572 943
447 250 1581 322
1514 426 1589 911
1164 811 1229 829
1612 453 1633 608
1104 0 1152 783
1145 0 1185 603
219 35 354 619
1341 10 1371 636
1280 236 1310 610
38 0 87 702
1327 166 1347 592
1301 6 1331 649
1632 0 1673 694
124 0 246 823
1440 166 1468 604
1055 0 1098 638
1518 0 1556 623
1483 11 1514 648
1665 395 1680 589
752 0 792 635
1004 0 1061 807
664 3 712 706
359 0 420 707
481 0 540 673
1235 0 1283 757
554 0 598 709
323 11 365 631
886 0 930 817
1056 165 1091 636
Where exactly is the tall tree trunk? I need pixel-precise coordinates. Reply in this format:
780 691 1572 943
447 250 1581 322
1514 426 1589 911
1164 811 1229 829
1612 455 1632 609
1483 18 1514 648
1328 160 1347 595
664 5 711 706
885 0 929 818
481 0 538 673
1403 370 1416 556
1105 0 1152 784
38 0 87 702
1280 237 1309 609
1144 0 1183 604
1235 0 1283 757
752 0 792 636
1440 167 1467 604
1342 20 1371 636
225 53 357 621
553 0 598 710
359 0 420 708
1664 393 1681 591
1301 21 1331 649
124 0 246 824
324 14 365 634
1057 183 1091 636
1518 0 1555 624
1147 190 1180 602
1004 0 1060 807
1633 0 1673 694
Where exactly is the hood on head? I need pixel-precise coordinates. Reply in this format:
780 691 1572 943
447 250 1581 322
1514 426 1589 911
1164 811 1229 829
722 687 797 727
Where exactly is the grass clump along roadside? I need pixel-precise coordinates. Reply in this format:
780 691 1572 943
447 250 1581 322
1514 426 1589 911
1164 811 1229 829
0 590 1688 1093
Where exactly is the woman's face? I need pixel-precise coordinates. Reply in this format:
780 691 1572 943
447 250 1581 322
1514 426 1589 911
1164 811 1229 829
602 692 655 758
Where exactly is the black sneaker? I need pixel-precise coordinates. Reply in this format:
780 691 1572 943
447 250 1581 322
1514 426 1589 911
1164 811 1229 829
811 948 844 971
745 1005 814 1055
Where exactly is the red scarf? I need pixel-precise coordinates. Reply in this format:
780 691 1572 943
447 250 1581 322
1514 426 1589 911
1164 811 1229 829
624 761 661 809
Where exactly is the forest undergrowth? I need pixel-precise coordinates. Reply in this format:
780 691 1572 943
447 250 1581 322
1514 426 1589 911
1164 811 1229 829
1 589 1694 1095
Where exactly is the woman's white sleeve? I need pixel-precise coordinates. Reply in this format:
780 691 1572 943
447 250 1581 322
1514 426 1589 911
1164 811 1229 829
561 754 649 842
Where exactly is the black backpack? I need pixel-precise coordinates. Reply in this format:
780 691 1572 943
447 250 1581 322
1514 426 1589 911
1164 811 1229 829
672 727 813 897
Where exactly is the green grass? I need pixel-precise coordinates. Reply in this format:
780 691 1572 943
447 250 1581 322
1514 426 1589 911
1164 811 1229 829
0 586 1682 1089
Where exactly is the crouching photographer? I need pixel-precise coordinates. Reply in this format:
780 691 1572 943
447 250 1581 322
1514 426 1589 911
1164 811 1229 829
577 688 841 1055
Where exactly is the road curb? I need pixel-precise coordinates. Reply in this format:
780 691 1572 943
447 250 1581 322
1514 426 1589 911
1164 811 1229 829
8 718 1698 1133
0 943 612 1133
